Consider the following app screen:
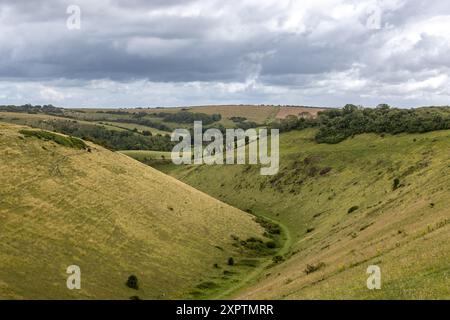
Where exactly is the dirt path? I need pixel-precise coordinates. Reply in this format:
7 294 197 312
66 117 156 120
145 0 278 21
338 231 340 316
210 214 293 300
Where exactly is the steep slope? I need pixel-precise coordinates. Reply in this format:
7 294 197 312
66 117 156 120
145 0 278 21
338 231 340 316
157 129 450 299
0 123 266 299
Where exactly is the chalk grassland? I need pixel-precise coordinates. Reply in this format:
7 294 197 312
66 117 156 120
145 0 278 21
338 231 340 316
0 122 267 299
158 129 450 299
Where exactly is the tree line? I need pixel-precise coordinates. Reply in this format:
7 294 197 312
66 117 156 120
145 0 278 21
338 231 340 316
271 104 450 143
153 111 222 125
40 120 174 151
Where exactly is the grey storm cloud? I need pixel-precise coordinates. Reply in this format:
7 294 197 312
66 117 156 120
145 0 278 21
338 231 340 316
0 0 450 107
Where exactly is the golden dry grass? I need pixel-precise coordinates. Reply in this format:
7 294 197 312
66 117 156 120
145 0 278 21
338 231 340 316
0 122 265 299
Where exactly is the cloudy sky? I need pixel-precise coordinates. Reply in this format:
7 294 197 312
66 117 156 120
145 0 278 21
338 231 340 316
1 0 449 108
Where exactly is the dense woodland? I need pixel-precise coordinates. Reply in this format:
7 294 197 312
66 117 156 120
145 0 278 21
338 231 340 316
273 104 450 143
0 104 63 114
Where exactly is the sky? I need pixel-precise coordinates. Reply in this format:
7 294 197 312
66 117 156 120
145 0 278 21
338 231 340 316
0 0 449 108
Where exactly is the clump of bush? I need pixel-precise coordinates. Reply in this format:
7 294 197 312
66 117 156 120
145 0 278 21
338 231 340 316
237 237 277 255
272 255 284 264
304 262 326 275
126 275 139 290
319 167 332 176
227 257 235 266
393 178 401 190
255 217 281 235
196 281 218 290
347 205 359 214
266 240 277 249
20 129 87 150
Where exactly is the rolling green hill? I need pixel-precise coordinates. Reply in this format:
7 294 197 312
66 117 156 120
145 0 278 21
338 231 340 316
153 128 450 299
0 122 271 299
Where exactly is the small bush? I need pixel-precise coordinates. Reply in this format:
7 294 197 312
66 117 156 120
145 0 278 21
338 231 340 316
126 275 139 290
272 255 284 264
196 281 218 289
227 257 235 266
223 270 235 276
266 240 277 249
255 217 281 235
393 178 400 190
304 262 326 274
347 206 359 214
319 167 332 175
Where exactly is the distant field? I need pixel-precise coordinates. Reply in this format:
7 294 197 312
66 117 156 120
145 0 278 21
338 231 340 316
276 106 325 119
187 105 280 124
80 105 278 122
74 105 329 127
55 105 329 133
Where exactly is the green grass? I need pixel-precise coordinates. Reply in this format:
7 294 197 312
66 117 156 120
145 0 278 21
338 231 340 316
156 128 450 299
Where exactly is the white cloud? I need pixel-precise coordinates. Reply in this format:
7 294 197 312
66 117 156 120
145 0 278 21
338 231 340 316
0 0 449 107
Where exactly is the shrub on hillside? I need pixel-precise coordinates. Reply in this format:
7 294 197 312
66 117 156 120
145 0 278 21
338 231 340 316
347 206 359 214
304 262 326 274
254 217 281 235
266 240 277 249
272 255 284 264
393 178 401 190
126 275 139 290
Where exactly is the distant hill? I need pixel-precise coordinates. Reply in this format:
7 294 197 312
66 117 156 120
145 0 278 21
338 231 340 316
0 122 268 299
74 104 326 126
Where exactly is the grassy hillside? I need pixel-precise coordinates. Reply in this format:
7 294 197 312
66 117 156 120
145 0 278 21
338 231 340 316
153 129 450 299
0 122 271 299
